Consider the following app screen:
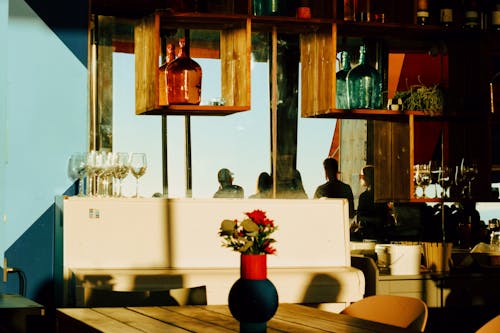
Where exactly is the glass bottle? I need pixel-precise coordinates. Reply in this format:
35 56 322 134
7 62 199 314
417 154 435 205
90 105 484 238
336 51 351 109
167 38 202 105
463 0 480 30
416 0 430 25
355 0 371 22
344 0 355 21
296 0 311 19
159 42 175 105
491 0 500 31
347 45 382 109
439 0 454 27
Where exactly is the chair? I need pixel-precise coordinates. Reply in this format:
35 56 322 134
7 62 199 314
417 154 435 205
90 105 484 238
476 315 500 333
340 295 428 332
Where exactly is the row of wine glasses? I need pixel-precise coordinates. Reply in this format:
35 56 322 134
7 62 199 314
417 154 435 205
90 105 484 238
68 151 147 197
414 159 478 199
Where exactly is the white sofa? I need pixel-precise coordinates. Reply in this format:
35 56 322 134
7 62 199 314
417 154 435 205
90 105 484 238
55 197 364 312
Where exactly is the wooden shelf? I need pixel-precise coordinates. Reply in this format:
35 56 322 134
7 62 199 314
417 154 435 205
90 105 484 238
137 105 250 116
134 12 251 116
303 108 446 120
158 11 248 30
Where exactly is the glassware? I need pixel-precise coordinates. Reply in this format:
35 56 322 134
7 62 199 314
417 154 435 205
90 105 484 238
112 152 130 197
100 151 114 197
355 0 371 22
346 44 382 109
130 153 147 198
438 166 452 198
416 0 430 25
159 42 176 105
463 0 480 30
68 153 86 196
92 151 107 197
491 0 500 31
344 0 354 21
86 150 97 196
336 51 351 109
439 0 454 27
167 38 202 105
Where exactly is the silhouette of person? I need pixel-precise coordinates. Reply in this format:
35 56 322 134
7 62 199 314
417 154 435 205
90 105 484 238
213 168 244 198
314 157 355 218
355 165 389 241
249 172 272 199
278 169 308 199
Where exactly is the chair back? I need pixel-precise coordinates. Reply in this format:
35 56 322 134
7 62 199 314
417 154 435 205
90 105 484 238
476 315 500 333
341 295 428 332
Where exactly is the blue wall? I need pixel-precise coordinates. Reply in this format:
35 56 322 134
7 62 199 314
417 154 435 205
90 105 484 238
0 0 87 305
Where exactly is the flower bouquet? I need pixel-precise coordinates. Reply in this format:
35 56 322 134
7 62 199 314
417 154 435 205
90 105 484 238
219 210 279 330
218 209 277 255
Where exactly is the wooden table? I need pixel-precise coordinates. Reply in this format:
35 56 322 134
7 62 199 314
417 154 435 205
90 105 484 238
56 303 420 333
0 293 45 333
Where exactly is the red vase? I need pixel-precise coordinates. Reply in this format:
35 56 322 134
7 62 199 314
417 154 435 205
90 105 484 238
240 254 267 279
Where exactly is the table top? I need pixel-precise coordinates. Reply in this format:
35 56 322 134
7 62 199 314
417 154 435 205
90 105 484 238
0 293 44 311
56 303 420 333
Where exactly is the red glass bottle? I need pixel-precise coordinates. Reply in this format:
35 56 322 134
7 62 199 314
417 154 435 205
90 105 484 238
167 38 202 105
159 42 175 105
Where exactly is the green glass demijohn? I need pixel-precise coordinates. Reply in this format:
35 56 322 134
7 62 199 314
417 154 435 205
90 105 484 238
336 51 351 109
346 45 382 109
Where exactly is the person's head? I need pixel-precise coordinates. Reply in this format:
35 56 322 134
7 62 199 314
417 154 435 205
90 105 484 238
217 168 233 186
323 157 339 181
257 172 272 193
360 165 375 189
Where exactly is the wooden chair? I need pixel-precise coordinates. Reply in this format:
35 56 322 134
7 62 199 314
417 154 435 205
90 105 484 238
340 295 428 332
476 315 500 333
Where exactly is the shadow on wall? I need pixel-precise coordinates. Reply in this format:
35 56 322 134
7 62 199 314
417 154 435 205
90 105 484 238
2 183 76 307
301 273 340 305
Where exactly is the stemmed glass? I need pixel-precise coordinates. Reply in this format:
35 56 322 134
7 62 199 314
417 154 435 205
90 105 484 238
414 164 431 198
91 151 108 197
438 166 451 199
68 153 86 196
130 153 147 198
100 151 114 197
86 150 97 196
112 152 130 197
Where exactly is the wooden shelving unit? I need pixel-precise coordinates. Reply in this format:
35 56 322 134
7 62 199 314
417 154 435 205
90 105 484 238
134 11 251 116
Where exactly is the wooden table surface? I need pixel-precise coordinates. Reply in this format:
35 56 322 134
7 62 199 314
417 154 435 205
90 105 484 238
56 303 420 333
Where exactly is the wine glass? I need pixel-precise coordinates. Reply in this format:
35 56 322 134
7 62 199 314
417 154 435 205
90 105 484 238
438 166 452 199
68 153 86 196
92 151 108 197
419 164 431 198
85 150 98 196
112 152 130 197
130 153 147 198
100 151 114 197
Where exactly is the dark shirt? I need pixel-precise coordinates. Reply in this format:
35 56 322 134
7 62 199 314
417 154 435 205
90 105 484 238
314 180 355 218
357 189 389 240
213 185 244 198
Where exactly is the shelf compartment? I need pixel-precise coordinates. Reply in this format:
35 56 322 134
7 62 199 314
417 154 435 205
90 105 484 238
134 12 251 115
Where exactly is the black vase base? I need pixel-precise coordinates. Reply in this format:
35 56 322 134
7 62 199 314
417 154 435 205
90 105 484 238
240 321 266 333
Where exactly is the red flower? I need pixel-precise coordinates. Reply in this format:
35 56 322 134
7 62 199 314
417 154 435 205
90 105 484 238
219 209 277 255
264 246 276 255
246 209 267 224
